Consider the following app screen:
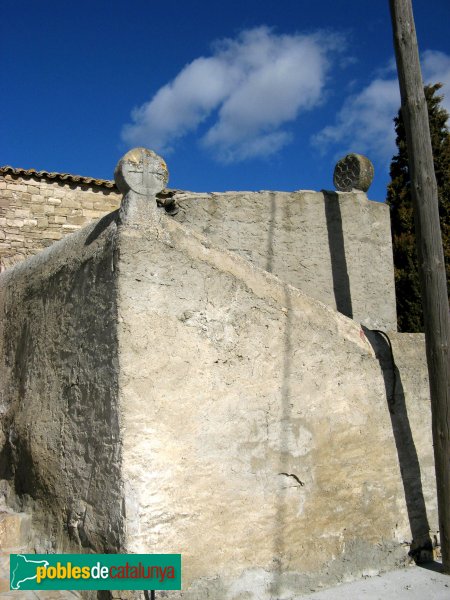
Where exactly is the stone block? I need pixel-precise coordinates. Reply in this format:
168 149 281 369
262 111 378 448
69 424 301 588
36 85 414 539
42 187 56 198
51 188 68 199
14 209 30 218
68 208 83 216
43 231 63 240
30 204 46 214
60 198 81 210
82 209 102 219
62 224 81 231
6 219 24 228
53 207 70 216
68 216 88 225
7 184 27 192
18 193 32 202
93 201 112 211
49 215 66 224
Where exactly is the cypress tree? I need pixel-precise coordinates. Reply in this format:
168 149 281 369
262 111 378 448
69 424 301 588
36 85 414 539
387 83 450 332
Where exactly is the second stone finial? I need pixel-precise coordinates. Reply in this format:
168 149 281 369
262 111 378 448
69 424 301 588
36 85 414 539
114 148 168 197
333 153 374 192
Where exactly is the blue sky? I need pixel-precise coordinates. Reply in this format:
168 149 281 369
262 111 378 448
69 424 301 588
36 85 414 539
2 1 450 201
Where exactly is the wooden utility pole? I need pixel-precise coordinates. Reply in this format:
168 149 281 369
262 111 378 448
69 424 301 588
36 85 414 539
389 0 450 573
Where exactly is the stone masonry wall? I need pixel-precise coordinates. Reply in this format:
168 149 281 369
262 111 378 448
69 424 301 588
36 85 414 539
0 173 121 271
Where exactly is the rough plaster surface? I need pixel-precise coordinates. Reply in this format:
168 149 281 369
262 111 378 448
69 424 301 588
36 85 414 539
0 196 436 599
115 203 435 598
0 213 124 557
172 189 397 331
1 175 396 331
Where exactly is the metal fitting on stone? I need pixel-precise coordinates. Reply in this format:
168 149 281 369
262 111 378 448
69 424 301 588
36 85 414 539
114 148 168 197
333 153 374 192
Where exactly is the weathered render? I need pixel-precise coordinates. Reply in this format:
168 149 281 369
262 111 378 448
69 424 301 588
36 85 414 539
0 149 437 599
172 188 396 330
0 214 124 557
0 166 396 330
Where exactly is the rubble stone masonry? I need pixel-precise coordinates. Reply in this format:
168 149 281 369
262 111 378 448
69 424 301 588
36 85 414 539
0 173 121 271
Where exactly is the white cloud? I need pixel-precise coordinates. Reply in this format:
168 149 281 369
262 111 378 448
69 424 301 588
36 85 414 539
313 78 400 161
422 50 450 113
313 50 450 163
122 27 342 162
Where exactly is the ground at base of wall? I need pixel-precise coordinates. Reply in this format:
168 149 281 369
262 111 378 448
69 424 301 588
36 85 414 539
0 592 81 599
0 564 447 599
300 563 449 599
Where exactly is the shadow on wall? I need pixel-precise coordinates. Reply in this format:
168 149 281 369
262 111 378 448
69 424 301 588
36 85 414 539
364 328 433 564
85 210 119 246
264 190 353 320
271 285 293 597
0 435 12 481
323 191 353 319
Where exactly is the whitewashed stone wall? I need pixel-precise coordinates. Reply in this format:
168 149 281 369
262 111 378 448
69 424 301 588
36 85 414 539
172 189 397 330
0 194 436 599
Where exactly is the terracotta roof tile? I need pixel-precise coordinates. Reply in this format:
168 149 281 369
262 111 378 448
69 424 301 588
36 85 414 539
0 165 117 189
0 165 181 213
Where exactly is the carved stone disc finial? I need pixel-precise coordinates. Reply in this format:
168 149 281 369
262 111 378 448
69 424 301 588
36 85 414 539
333 153 374 192
114 148 168 197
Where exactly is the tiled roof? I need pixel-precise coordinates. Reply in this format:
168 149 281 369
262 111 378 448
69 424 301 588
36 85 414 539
0 165 180 213
0 165 117 189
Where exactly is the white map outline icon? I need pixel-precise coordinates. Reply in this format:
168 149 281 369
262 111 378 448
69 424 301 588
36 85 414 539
10 554 50 590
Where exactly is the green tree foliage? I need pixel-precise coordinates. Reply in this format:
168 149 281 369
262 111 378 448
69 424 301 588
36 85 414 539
387 83 450 332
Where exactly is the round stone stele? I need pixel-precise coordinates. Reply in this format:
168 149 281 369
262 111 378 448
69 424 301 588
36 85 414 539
114 148 168 196
333 153 374 192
